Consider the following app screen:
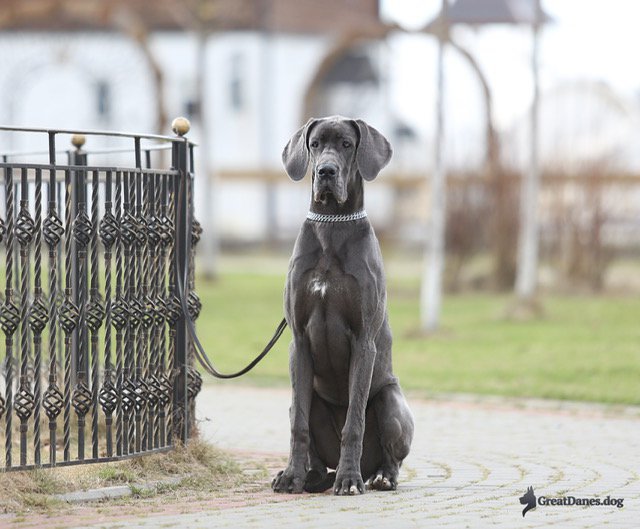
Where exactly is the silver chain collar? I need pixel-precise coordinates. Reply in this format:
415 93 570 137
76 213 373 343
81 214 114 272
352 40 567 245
306 210 368 223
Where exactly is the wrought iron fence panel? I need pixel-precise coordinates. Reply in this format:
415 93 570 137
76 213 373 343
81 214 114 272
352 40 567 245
0 120 201 471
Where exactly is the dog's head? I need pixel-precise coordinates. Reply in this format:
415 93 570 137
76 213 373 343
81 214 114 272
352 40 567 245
282 116 392 206
519 486 536 517
519 488 532 505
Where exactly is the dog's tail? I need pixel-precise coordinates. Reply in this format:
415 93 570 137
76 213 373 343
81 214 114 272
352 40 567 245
303 469 336 493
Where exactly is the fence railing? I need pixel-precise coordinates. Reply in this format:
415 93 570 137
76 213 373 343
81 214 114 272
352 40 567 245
0 118 202 471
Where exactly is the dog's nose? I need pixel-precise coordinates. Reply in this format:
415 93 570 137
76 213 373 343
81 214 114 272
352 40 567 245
317 163 338 179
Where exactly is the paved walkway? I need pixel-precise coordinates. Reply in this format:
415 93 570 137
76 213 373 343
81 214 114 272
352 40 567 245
90 384 639 528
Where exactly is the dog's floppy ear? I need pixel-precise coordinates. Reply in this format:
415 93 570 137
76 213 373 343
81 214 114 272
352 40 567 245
282 118 318 181
352 119 392 181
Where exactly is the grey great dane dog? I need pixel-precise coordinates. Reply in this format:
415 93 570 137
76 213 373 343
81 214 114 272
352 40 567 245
272 116 414 496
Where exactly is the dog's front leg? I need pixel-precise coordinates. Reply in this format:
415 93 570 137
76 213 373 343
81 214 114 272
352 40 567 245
272 336 314 493
334 337 376 495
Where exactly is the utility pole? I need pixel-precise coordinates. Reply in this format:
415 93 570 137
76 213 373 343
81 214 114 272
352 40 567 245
514 0 541 306
421 0 448 332
195 31 218 279
162 0 220 278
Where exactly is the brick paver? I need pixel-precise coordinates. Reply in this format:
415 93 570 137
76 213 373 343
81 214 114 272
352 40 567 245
88 384 640 528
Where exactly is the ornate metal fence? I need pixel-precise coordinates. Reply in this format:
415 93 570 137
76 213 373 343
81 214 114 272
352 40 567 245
0 118 202 471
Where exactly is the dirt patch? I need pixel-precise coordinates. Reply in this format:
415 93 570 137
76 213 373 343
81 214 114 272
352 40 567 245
0 442 290 529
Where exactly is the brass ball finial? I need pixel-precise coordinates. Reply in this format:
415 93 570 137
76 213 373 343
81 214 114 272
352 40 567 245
71 134 86 149
172 117 191 137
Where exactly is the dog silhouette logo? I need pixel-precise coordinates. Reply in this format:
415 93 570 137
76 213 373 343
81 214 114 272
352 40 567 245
519 486 537 517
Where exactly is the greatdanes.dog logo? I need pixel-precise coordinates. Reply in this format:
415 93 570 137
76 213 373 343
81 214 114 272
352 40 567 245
520 486 537 517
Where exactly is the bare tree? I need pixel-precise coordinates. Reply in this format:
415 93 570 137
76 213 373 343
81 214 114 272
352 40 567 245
446 38 517 290
110 7 168 135
167 0 232 278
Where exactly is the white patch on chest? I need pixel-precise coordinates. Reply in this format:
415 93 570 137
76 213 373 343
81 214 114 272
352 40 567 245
308 278 329 298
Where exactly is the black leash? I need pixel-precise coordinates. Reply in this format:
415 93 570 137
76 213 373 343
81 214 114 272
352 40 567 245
175 170 287 379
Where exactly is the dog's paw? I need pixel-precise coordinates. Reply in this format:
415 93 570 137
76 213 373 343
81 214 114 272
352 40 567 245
334 469 365 496
303 469 336 493
365 468 398 491
271 467 305 494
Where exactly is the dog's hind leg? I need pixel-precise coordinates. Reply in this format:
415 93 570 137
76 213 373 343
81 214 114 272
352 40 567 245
304 437 336 493
304 392 341 493
366 383 414 491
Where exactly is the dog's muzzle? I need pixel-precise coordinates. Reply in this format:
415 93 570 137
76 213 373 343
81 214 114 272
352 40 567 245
313 162 347 205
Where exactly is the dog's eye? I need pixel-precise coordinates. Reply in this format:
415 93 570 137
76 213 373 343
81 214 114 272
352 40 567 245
342 140 352 148
310 141 319 149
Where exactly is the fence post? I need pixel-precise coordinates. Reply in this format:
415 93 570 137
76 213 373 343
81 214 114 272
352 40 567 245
171 118 191 444
69 134 92 460
70 136 88 382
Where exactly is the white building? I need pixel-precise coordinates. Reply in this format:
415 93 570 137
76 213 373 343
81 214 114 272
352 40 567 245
0 0 413 246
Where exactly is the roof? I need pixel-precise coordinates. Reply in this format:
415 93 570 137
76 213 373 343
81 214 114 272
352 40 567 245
322 51 379 85
0 0 388 35
424 0 553 30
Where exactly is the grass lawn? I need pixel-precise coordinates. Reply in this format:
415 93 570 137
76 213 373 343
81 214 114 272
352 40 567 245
194 270 640 405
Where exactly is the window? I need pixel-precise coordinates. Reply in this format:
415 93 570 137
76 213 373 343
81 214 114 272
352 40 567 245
229 52 244 111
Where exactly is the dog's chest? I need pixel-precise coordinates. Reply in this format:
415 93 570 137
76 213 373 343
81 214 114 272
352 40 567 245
291 249 362 331
301 258 361 402
287 225 367 336
303 254 356 306
308 276 329 298
306 263 346 300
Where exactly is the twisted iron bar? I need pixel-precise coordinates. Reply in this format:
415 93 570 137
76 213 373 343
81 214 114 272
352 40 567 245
16 167 36 468
113 171 126 457
61 169 78 462
157 173 172 447
3 167 18 468
30 169 47 467
0 186 5 427
71 175 92 459
135 171 149 452
88 169 104 460
150 174 164 448
166 175 179 444
131 170 144 454
56 179 64 376
43 164 64 466
29 170 45 467
141 173 156 451
121 171 137 454
99 170 118 457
